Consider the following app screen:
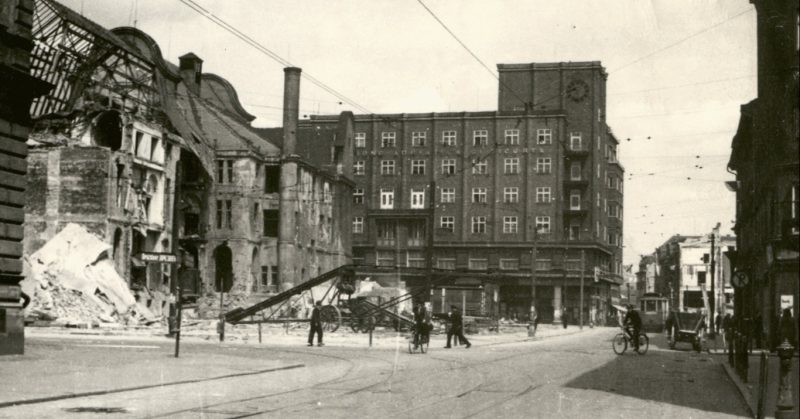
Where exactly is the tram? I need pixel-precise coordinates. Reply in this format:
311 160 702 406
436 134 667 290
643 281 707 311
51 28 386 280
639 293 670 332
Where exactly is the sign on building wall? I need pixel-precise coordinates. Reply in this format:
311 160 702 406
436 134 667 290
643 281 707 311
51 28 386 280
780 295 794 311
140 252 178 263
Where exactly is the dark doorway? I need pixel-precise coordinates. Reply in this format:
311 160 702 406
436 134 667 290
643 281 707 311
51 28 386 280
214 244 233 292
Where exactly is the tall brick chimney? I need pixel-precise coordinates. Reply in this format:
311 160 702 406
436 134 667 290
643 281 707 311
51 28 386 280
178 53 203 95
278 67 301 290
281 67 301 156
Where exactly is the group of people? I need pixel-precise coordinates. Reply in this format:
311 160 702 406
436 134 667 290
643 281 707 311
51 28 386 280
307 300 472 350
409 302 472 350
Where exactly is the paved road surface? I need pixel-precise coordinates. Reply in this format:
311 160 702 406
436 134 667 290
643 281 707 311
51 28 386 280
0 327 749 418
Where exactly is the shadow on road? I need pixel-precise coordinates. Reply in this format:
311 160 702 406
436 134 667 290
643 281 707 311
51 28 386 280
564 335 749 417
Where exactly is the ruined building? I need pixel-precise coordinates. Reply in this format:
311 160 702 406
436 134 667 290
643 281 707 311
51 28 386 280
22 0 352 317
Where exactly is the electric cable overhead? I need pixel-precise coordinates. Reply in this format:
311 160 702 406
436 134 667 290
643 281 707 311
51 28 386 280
178 0 372 114
610 7 753 73
415 0 531 109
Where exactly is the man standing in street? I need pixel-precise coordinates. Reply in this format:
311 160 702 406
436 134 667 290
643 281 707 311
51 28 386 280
445 305 471 349
412 301 427 349
308 300 324 347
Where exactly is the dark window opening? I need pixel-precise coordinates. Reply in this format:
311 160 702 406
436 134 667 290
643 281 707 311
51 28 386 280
92 111 122 151
184 213 199 235
263 209 279 237
264 166 280 193
334 146 344 165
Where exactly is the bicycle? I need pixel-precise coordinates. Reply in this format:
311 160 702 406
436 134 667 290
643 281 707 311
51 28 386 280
612 326 649 355
408 324 430 354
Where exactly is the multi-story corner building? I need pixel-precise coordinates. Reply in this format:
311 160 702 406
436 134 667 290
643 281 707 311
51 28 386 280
639 234 735 314
21 0 352 318
0 0 51 355
728 0 799 347
306 62 624 324
675 235 735 313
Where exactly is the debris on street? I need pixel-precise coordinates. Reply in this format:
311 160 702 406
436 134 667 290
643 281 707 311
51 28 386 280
21 223 158 327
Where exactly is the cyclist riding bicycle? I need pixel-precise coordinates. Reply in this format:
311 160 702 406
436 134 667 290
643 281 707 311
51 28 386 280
623 304 643 352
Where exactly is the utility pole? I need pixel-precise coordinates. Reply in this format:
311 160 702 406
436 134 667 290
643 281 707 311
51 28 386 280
528 228 538 337
709 222 720 336
580 249 585 330
426 181 435 304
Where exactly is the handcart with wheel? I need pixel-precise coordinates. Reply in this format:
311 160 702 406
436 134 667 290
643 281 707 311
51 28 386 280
666 311 707 352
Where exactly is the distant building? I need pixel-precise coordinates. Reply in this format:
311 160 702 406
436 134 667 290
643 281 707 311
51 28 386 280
22 1 352 318
728 0 798 347
307 62 625 324
635 255 656 299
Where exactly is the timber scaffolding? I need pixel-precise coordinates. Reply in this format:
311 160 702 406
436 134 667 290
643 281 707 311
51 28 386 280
223 264 518 325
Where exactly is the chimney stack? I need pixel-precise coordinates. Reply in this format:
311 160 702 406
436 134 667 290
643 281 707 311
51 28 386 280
282 67 301 156
278 67 301 291
178 53 204 95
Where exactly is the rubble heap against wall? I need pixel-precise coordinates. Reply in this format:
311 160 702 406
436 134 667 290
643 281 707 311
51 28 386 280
21 223 157 326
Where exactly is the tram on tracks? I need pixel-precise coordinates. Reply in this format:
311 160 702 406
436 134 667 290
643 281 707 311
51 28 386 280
638 293 670 332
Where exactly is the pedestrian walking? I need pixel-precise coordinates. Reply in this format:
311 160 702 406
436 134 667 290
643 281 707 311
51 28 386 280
562 310 569 329
445 305 471 349
779 308 796 347
308 300 324 347
723 312 733 359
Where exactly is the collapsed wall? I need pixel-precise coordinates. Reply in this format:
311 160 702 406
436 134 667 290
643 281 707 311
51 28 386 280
21 223 156 326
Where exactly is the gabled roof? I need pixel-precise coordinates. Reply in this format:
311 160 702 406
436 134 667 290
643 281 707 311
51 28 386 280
172 82 279 158
200 74 256 123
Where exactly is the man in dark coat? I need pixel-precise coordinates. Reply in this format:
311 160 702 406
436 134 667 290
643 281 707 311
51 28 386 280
413 302 427 348
308 300 324 347
445 305 471 349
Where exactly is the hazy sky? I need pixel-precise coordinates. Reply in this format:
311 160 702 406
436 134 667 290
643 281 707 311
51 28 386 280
57 0 756 265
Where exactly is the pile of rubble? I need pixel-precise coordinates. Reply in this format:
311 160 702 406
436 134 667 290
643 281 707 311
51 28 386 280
21 223 158 327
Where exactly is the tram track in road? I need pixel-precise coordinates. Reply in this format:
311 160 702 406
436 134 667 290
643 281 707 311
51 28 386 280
147 346 394 418
387 337 606 418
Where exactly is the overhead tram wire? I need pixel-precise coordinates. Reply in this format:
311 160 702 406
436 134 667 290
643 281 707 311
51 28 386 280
610 7 753 74
415 0 530 110
177 0 372 115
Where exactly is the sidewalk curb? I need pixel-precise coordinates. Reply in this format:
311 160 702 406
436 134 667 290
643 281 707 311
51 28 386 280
721 361 756 419
0 363 304 409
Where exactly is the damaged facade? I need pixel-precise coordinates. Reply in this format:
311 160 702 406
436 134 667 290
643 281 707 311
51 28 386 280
22 0 352 320
0 0 51 354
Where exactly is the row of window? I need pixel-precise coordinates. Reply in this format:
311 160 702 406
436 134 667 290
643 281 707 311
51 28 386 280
353 215 552 234
355 129 561 148
353 187 555 206
354 157 553 176
367 252 583 271
216 159 281 193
